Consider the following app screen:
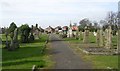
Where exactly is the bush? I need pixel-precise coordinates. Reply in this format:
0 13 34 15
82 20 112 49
19 24 31 43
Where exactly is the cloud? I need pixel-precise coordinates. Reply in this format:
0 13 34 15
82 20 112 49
0 0 118 28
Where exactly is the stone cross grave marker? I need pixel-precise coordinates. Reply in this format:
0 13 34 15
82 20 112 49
105 25 112 49
83 26 89 43
9 28 19 51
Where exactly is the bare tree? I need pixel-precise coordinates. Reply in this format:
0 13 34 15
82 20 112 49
99 20 107 27
106 11 117 25
79 18 91 27
93 21 98 28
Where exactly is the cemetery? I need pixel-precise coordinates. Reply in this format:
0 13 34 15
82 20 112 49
60 26 119 69
0 23 52 69
0 0 119 70
57 11 120 55
0 11 119 70
57 12 119 69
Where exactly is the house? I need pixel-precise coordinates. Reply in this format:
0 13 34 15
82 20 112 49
45 26 55 33
31 24 44 38
54 26 62 34
60 26 68 38
32 24 39 35
62 26 68 34
67 23 78 38
39 27 44 33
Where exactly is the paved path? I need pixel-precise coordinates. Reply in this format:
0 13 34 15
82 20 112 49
49 34 92 69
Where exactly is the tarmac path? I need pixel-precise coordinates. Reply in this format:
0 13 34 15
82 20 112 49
49 34 92 69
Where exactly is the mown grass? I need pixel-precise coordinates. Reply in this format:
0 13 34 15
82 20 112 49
1 33 52 69
82 54 118 69
63 32 97 44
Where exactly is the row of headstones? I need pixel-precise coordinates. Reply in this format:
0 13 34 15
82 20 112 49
66 25 119 50
83 25 120 52
5 27 35 51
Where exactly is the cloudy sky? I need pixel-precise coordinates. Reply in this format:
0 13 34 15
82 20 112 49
0 0 119 28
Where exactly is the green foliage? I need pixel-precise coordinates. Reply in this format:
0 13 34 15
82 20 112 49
89 27 97 32
8 22 17 40
89 32 96 43
19 24 31 43
9 22 17 33
78 25 97 32
78 25 84 32
79 19 88 27
19 24 31 34
87 55 118 69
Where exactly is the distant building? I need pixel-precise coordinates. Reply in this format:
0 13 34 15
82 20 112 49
67 21 78 38
62 26 68 35
55 26 62 34
31 24 44 38
32 24 40 35
45 26 55 33
62 26 68 31
39 27 44 33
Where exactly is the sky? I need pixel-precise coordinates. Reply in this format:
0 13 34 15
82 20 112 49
0 0 119 28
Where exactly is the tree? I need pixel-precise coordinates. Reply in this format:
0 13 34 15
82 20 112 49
105 11 118 35
117 11 120 27
93 21 98 28
106 11 117 25
9 22 17 33
79 18 91 32
79 18 90 27
8 22 17 39
19 24 31 43
99 20 107 27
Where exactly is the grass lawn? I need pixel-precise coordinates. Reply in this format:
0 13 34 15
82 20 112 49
63 32 96 44
82 54 118 69
63 32 118 69
1 33 53 69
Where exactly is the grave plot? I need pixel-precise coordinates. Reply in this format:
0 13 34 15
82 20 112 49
79 47 117 55
79 25 119 55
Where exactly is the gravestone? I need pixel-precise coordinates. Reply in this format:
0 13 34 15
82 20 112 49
30 25 34 41
117 28 120 54
99 28 104 47
102 32 106 47
83 26 89 43
93 32 97 37
96 28 100 47
5 30 9 49
78 31 81 40
68 29 72 38
13 28 19 49
70 28 72 38
105 25 112 49
30 32 34 41
9 28 19 51
75 30 79 40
